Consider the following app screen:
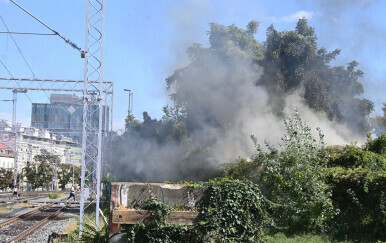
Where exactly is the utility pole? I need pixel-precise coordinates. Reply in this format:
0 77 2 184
0 0 110 235
10 89 27 191
123 89 133 116
54 151 58 191
79 0 106 235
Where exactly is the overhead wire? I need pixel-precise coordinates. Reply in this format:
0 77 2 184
0 14 83 127
9 0 83 53
5 28 8 65
0 14 33 103
0 3 86 192
0 31 56 35
0 14 37 78
0 58 13 78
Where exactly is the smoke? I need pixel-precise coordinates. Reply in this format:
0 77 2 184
167 0 213 71
112 39 355 182
112 1 381 182
298 0 386 118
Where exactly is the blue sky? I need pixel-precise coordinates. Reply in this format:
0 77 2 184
0 0 385 132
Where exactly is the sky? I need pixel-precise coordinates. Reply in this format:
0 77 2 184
0 0 385 133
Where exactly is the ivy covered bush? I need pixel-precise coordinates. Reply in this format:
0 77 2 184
325 137 386 240
126 179 270 243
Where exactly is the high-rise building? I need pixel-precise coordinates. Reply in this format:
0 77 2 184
31 94 109 145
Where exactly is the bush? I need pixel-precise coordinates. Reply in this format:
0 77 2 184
327 145 385 170
222 157 261 182
48 192 61 199
198 179 270 242
126 179 270 242
325 143 386 240
251 111 335 234
365 134 386 155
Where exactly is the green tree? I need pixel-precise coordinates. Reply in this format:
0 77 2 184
166 21 264 136
24 161 39 190
58 163 81 190
259 18 374 134
0 168 14 190
371 102 386 136
33 149 58 191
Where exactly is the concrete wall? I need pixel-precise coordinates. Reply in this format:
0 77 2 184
109 182 207 235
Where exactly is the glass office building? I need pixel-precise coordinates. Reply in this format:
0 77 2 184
31 94 108 145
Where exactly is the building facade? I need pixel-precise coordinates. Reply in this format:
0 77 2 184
0 119 81 170
0 142 15 170
31 94 109 144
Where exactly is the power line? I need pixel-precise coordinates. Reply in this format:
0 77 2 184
0 31 56 36
9 0 83 53
0 58 13 78
0 14 90 137
0 15 37 79
0 59 33 104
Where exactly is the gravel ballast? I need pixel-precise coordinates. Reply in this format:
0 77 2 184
19 205 79 243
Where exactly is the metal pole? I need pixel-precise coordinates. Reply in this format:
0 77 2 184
12 91 18 190
79 0 90 236
11 89 26 191
95 0 106 230
123 89 133 116
12 91 16 128
55 154 58 191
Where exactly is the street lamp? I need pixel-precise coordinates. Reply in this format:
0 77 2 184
123 89 133 116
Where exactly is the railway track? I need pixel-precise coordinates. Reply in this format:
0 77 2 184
0 200 69 243
0 191 64 204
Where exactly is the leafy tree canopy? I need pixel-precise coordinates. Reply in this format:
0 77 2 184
259 18 373 133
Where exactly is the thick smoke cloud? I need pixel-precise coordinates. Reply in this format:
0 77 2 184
298 0 386 117
111 0 381 182
112 42 353 182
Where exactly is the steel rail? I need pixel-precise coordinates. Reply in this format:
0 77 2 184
6 204 69 243
0 202 57 227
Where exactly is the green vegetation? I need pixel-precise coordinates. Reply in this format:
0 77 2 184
56 203 110 243
263 233 352 243
121 112 385 242
371 103 386 136
24 149 59 191
58 163 81 190
250 111 335 234
126 179 269 243
48 192 65 199
0 168 14 190
113 18 385 242
223 114 385 242
325 140 386 241
23 149 81 191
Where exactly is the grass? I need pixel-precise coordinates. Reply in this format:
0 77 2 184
0 203 34 214
48 192 65 199
57 204 109 242
264 233 357 243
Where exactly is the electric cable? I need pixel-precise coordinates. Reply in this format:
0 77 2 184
0 31 56 35
0 14 37 78
0 15 85 133
9 0 83 52
0 58 13 78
